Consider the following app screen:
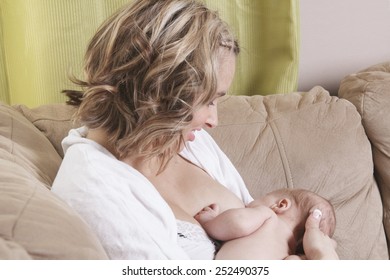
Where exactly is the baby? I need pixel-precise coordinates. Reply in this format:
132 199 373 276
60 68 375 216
195 188 336 260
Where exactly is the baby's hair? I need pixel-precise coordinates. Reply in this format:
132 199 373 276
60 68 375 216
271 188 336 237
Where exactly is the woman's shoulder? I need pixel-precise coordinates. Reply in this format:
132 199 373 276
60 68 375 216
53 127 150 196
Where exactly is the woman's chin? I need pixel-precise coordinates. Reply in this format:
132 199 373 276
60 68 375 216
187 131 196 142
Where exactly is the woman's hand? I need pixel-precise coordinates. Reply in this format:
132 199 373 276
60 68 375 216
303 209 339 260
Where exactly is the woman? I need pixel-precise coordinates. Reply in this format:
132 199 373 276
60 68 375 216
52 0 337 260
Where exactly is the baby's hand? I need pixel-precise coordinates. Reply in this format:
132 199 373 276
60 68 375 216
194 203 220 224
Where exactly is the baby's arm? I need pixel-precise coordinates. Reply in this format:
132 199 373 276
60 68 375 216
195 204 273 241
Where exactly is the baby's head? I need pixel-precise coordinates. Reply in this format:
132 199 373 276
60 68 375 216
250 188 336 237
291 189 336 238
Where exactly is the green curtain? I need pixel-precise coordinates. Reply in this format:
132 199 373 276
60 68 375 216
0 0 299 107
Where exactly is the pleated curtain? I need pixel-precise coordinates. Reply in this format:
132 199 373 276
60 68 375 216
0 0 300 107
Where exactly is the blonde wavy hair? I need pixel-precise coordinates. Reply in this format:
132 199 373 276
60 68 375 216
65 0 239 169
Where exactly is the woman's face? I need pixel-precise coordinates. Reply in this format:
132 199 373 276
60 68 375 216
181 52 236 145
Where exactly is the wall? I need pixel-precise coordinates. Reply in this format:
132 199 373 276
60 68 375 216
298 0 390 95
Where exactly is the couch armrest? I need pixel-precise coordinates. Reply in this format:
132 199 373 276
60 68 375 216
339 61 390 256
0 103 107 259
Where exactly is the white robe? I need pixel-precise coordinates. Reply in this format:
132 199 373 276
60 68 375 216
51 127 253 259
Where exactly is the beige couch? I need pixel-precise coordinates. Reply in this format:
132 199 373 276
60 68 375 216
1 62 389 260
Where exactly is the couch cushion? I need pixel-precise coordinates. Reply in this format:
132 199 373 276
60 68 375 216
0 103 107 259
14 103 77 158
338 61 390 255
0 104 61 188
208 86 388 259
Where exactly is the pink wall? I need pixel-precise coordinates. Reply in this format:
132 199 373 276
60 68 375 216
298 0 390 94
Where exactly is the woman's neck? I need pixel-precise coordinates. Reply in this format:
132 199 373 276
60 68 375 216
86 128 118 156
86 127 179 178
122 155 161 177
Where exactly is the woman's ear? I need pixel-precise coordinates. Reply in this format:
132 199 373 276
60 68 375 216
273 198 291 214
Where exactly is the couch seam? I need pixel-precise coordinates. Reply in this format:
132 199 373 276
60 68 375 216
268 120 293 189
355 73 377 120
11 184 37 239
360 77 371 121
5 106 16 156
218 99 334 128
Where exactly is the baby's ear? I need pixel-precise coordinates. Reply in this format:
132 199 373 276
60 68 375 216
273 198 291 214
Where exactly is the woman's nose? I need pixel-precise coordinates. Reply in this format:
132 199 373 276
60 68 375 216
206 106 218 128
